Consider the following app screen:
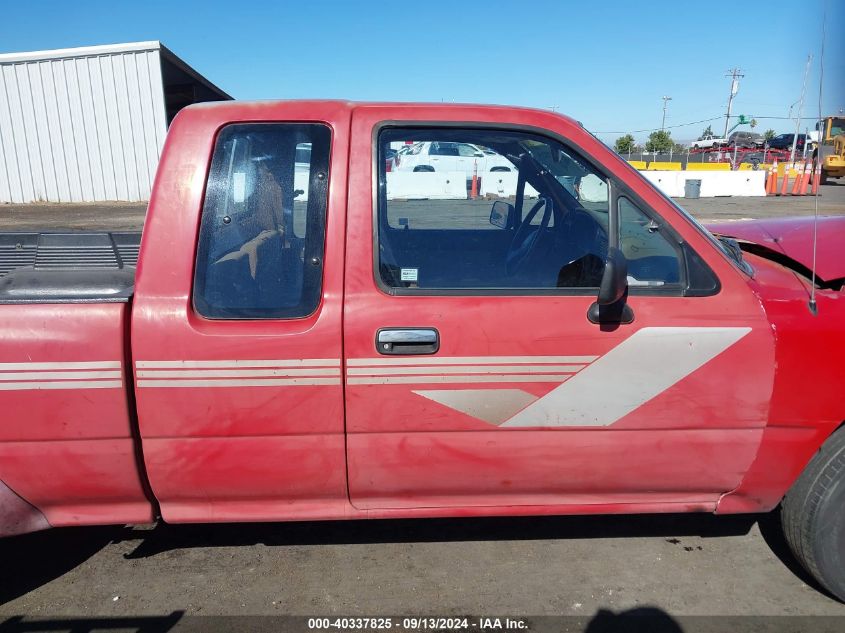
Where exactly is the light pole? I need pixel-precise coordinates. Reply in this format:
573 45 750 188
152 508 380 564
661 96 672 131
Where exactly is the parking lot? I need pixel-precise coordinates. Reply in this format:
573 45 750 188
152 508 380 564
1 187 845 630
0 184 843 232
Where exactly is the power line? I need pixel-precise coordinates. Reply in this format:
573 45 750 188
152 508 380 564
597 113 827 137
597 115 722 135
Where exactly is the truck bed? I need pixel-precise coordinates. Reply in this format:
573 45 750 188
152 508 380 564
0 232 141 303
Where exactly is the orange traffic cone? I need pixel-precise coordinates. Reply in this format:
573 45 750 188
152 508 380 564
791 162 804 195
798 160 812 195
470 161 478 200
779 162 791 196
767 160 778 195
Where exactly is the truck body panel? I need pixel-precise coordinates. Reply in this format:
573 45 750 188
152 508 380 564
130 101 353 523
0 100 843 534
0 302 152 527
343 104 775 511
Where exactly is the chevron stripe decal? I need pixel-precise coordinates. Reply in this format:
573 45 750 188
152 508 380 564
405 327 751 428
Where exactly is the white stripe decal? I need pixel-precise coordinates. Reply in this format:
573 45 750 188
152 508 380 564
137 377 341 388
0 361 121 370
137 368 341 378
347 356 598 367
348 374 574 385
0 371 123 381
0 380 123 391
414 389 538 425
347 365 584 376
502 327 752 428
136 359 340 369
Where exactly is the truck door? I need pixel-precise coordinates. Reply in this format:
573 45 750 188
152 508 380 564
132 102 352 523
343 105 774 514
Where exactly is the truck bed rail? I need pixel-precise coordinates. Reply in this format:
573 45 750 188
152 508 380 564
0 232 141 278
0 232 141 303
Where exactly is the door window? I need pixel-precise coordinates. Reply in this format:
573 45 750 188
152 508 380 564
377 128 611 291
193 123 331 319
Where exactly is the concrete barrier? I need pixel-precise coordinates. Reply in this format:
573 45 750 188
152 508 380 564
644 170 766 197
696 171 766 197
686 163 731 171
627 160 647 170
386 171 467 200
479 172 539 198
641 171 684 197
647 161 682 171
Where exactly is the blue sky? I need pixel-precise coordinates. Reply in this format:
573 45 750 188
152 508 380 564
2 0 842 143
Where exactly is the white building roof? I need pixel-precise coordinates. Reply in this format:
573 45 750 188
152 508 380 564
0 41 231 100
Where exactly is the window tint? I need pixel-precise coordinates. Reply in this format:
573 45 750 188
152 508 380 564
378 128 611 291
193 123 330 319
618 197 681 287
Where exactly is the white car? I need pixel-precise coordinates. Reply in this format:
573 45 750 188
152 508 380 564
690 134 727 150
393 141 514 177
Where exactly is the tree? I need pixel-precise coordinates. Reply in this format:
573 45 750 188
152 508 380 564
700 125 714 139
764 129 776 141
614 134 636 154
672 143 686 154
645 130 673 153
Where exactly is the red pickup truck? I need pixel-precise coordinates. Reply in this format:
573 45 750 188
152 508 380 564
1 101 844 600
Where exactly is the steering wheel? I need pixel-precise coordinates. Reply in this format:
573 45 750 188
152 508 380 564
505 197 553 275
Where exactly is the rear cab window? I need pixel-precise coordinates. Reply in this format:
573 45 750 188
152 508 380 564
193 123 331 319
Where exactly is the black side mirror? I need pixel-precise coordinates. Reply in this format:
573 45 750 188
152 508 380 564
588 247 634 325
598 247 628 304
489 201 515 229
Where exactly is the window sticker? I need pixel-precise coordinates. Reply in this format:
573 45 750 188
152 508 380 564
400 268 419 282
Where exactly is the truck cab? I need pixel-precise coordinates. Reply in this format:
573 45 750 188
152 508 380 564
2 101 845 600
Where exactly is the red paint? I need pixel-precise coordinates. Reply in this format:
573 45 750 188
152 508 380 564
0 303 153 529
1 101 843 536
706 215 845 283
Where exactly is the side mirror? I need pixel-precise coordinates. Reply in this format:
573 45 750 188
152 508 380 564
474 152 485 158
598 247 628 305
588 247 634 326
489 200 515 229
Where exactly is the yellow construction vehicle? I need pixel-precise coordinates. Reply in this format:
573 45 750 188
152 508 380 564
813 116 845 183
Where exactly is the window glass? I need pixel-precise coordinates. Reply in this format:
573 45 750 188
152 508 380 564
379 128 610 290
193 123 331 319
618 197 681 287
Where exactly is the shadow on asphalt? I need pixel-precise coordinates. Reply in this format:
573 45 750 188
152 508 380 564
113 513 761 559
0 526 123 605
0 512 824 608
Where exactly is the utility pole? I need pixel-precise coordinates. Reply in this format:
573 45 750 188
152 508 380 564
661 96 672 131
723 68 744 138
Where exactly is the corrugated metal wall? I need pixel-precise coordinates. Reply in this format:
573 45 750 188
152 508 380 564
0 47 168 203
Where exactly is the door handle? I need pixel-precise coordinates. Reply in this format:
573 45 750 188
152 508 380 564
376 328 440 355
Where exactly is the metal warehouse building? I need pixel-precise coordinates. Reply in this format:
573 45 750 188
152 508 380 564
0 41 231 204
